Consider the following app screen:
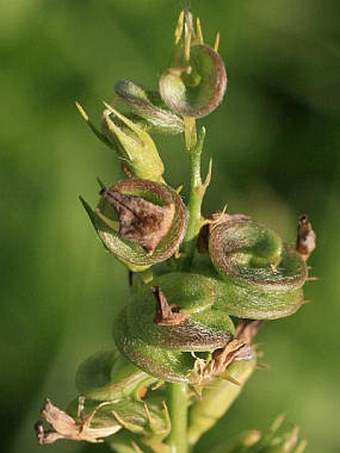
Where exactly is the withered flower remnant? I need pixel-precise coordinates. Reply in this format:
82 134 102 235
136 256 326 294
102 189 175 256
35 398 121 445
296 214 316 261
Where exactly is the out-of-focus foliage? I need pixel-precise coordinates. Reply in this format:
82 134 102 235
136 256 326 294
0 1 339 452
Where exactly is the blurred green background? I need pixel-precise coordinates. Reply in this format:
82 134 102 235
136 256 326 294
1 0 339 452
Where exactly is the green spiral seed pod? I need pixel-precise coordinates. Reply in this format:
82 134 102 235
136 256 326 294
159 10 227 119
81 179 187 271
113 272 250 384
208 217 308 319
209 218 307 290
159 43 227 118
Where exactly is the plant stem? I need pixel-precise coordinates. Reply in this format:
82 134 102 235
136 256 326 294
183 117 197 151
179 126 210 270
167 382 188 453
184 126 208 243
178 123 211 270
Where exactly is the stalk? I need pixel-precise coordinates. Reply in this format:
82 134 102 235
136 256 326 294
181 124 210 267
184 124 205 243
166 382 188 453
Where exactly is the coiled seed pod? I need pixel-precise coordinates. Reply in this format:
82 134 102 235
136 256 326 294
160 43 227 118
207 216 308 319
81 179 187 270
113 272 250 384
159 11 227 118
209 218 307 289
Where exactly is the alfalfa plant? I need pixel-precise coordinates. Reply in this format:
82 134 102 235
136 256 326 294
35 10 316 453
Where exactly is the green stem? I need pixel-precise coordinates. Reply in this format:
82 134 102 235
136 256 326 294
167 382 188 453
183 116 197 150
180 127 210 269
184 126 208 243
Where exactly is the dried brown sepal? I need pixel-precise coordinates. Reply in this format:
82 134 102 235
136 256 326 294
191 319 258 386
35 398 121 445
210 340 252 373
296 215 316 261
103 189 175 255
192 339 252 386
152 286 189 326
235 319 264 343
